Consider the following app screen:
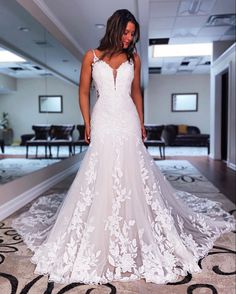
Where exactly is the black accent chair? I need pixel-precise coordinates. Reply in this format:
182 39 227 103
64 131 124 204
73 124 89 154
144 125 166 159
0 139 4 153
26 125 51 158
48 124 75 157
20 134 34 146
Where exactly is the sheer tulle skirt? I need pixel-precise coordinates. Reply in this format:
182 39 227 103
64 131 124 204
12 127 235 284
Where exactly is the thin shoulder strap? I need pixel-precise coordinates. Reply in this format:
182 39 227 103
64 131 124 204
92 49 99 62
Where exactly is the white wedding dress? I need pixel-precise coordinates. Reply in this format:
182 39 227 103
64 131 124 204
12 50 235 285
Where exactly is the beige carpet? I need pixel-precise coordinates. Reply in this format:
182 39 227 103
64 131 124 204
1 160 235 294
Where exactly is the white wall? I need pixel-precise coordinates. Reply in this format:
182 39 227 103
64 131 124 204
0 77 83 142
210 43 236 169
0 73 16 93
145 74 210 133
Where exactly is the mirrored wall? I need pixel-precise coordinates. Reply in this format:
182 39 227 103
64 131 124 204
0 0 83 184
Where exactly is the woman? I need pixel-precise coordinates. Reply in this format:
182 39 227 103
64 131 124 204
13 9 235 285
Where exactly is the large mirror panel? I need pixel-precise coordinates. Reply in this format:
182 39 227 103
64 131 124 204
0 0 83 185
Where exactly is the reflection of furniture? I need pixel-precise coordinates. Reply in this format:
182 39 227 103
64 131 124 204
20 134 34 146
0 128 13 145
0 139 4 153
25 125 75 158
144 125 166 159
161 124 210 153
48 124 75 157
26 125 51 158
73 124 89 153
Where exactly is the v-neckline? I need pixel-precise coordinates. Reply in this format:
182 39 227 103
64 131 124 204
93 50 130 90
99 59 129 71
93 50 129 71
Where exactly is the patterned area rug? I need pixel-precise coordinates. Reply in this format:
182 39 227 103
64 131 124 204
156 160 219 193
0 160 235 293
0 159 60 185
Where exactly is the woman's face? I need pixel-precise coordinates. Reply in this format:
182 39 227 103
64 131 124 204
122 21 135 49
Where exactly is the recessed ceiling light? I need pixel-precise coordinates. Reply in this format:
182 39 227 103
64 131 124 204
181 61 190 66
0 50 26 62
40 73 53 77
62 59 69 63
34 40 52 48
33 65 42 70
153 43 212 58
18 26 30 32
9 67 24 71
95 24 105 29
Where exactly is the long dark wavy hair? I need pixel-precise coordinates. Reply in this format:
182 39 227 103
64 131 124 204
97 9 140 62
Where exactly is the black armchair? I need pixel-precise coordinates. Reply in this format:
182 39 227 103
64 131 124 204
26 125 51 158
0 139 4 153
49 124 75 157
73 124 89 154
144 125 166 159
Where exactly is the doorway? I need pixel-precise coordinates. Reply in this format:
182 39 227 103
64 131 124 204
221 70 228 161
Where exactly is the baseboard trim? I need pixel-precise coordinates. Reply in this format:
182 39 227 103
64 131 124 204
227 162 236 171
0 162 79 221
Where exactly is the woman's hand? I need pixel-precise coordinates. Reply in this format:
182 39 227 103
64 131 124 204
141 124 146 142
85 124 91 144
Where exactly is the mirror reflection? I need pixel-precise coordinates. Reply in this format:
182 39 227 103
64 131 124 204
0 0 83 185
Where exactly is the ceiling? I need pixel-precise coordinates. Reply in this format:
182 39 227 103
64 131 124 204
0 0 235 90
0 0 81 86
149 0 235 74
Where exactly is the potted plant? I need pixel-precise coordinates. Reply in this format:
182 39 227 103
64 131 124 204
0 112 10 129
0 112 13 145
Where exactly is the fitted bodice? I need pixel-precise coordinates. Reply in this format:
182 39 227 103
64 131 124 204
90 51 140 139
92 52 134 99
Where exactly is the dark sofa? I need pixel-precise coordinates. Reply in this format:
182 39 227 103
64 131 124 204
161 124 210 152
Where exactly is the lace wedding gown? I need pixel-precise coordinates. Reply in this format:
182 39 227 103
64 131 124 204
12 50 235 285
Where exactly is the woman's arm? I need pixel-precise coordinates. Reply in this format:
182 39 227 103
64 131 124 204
131 53 146 141
79 50 93 143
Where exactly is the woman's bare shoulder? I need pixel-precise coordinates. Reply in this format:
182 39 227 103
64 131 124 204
82 49 95 64
133 52 141 68
94 49 103 59
133 52 140 62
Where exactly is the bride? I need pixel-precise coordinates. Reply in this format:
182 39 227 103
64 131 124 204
12 9 235 285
